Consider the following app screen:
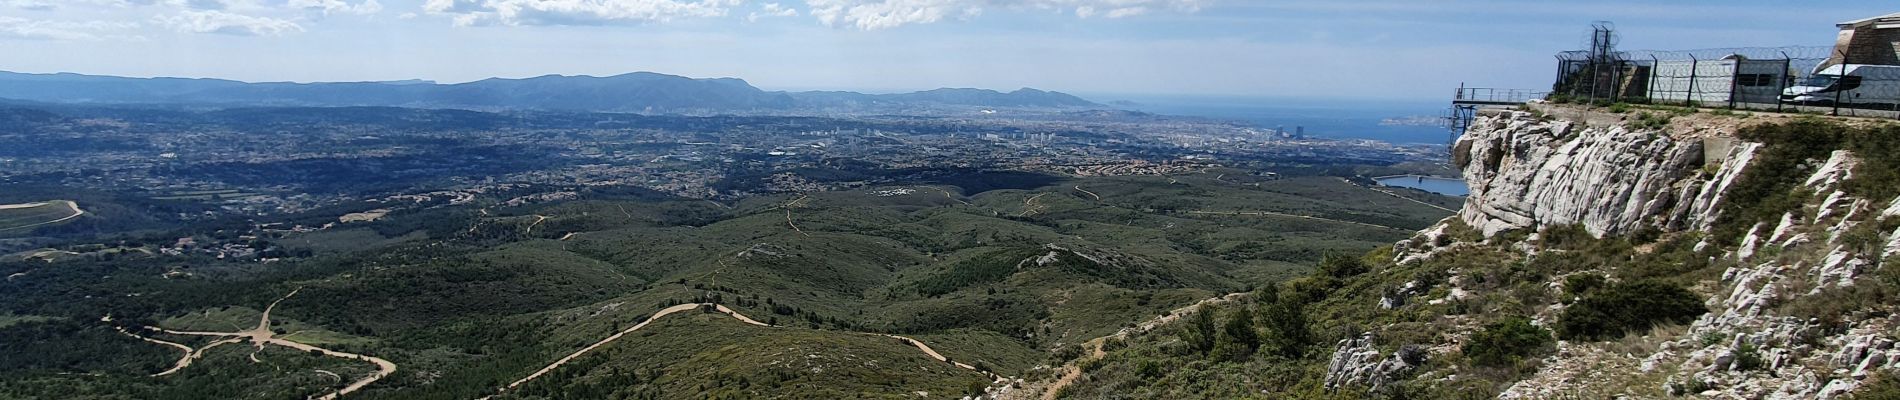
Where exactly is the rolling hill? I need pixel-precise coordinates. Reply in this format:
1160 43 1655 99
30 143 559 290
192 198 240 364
0 71 1104 113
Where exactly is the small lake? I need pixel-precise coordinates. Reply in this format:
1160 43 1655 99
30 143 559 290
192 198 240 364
1375 175 1468 196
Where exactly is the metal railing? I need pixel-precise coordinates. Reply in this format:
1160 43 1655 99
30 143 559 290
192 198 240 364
1453 87 1548 104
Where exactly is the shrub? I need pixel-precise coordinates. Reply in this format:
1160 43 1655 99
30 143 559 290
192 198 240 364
1714 119 1862 244
1563 273 1606 301
1317 253 1370 278
1556 280 1706 340
1135 358 1164 379
1256 284 1313 358
1181 307 1217 354
1464 316 1554 368
1734 342 1765 372
1211 307 1260 362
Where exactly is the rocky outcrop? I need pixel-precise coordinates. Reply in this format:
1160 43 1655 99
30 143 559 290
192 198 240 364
1452 110 1739 237
1449 106 1900 399
1324 332 1420 392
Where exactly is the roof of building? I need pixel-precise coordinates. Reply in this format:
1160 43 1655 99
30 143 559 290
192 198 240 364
1838 12 1900 29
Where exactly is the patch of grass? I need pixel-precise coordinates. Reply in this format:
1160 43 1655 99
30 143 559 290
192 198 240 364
1850 371 1900 400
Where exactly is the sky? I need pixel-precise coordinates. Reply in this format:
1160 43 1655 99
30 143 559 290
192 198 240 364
0 0 1892 100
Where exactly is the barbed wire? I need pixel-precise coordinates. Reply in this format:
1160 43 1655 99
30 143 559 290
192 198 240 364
1556 45 1833 62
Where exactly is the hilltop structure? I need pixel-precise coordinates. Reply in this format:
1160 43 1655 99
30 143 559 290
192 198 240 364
1826 12 1900 68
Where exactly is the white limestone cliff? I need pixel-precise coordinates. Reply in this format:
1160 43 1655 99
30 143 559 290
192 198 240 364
1411 107 1900 399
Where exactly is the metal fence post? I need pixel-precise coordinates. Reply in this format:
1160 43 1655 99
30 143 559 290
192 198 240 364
1649 55 1659 104
1834 49 1846 116
1687 55 1699 107
1777 51 1789 113
1589 57 1601 104
1728 58 1740 110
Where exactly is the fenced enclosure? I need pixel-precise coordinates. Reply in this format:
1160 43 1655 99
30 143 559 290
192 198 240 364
1553 44 1900 119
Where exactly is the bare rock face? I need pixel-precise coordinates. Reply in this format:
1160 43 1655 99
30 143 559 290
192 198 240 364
1453 110 1728 238
1451 108 1900 399
1324 332 1418 392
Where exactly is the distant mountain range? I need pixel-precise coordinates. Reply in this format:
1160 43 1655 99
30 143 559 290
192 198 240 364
0 71 1102 113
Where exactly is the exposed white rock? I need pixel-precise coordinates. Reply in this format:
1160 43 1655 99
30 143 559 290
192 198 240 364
1324 332 1417 392
1453 109 1900 399
1812 246 1869 293
1886 226 1900 260
1455 111 1708 237
1767 212 1801 245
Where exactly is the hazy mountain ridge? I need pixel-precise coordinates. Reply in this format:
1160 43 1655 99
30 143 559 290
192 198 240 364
0 70 1103 113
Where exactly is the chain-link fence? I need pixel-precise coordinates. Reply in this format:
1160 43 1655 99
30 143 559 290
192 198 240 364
1553 45 1900 119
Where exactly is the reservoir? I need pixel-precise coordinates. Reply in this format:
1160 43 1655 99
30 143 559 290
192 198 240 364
1375 175 1469 196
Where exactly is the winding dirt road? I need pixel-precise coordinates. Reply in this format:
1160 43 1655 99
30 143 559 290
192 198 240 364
524 215 549 235
112 326 194 376
934 187 973 206
116 288 397 400
1184 210 1410 232
1011 293 1248 400
497 302 1001 395
1369 187 1459 213
1018 193 1049 217
0 200 85 232
1072 186 1101 202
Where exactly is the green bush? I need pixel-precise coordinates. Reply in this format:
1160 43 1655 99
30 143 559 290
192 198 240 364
1563 273 1606 301
1211 307 1260 362
1734 342 1765 372
1317 253 1370 278
1556 280 1706 340
1463 316 1554 368
1181 307 1217 354
1255 284 1313 359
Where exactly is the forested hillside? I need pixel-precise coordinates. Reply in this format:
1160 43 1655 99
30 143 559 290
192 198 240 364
0 173 1456 399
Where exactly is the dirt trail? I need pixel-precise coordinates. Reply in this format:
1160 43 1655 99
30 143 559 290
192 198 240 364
117 288 396 400
0 200 85 232
1015 293 1247 400
498 303 998 395
785 210 809 236
1018 193 1049 217
1072 186 1101 201
883 334 1003 380
113 326 193 376
0 202 48 210
781 194 813 236
934 187 973 206
1184 210 1409 231
1369 187 1458 213
524 215 549 235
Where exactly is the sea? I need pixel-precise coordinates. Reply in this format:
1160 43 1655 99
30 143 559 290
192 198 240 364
1374 175 1470 197
1100 94 1452 145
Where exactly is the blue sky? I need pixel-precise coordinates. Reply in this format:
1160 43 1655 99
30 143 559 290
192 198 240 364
0 0 1891 100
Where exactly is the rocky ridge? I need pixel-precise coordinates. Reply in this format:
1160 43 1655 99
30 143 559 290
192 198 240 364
1359 106 1900 399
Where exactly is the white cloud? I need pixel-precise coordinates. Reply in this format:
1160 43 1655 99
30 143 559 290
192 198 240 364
806 0 1204 30
288 0 383 15
746 2 797 22
424 0 743 26
1102 6 1144 18
3 0 57 11
0 16 142 40
156 10 303 35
